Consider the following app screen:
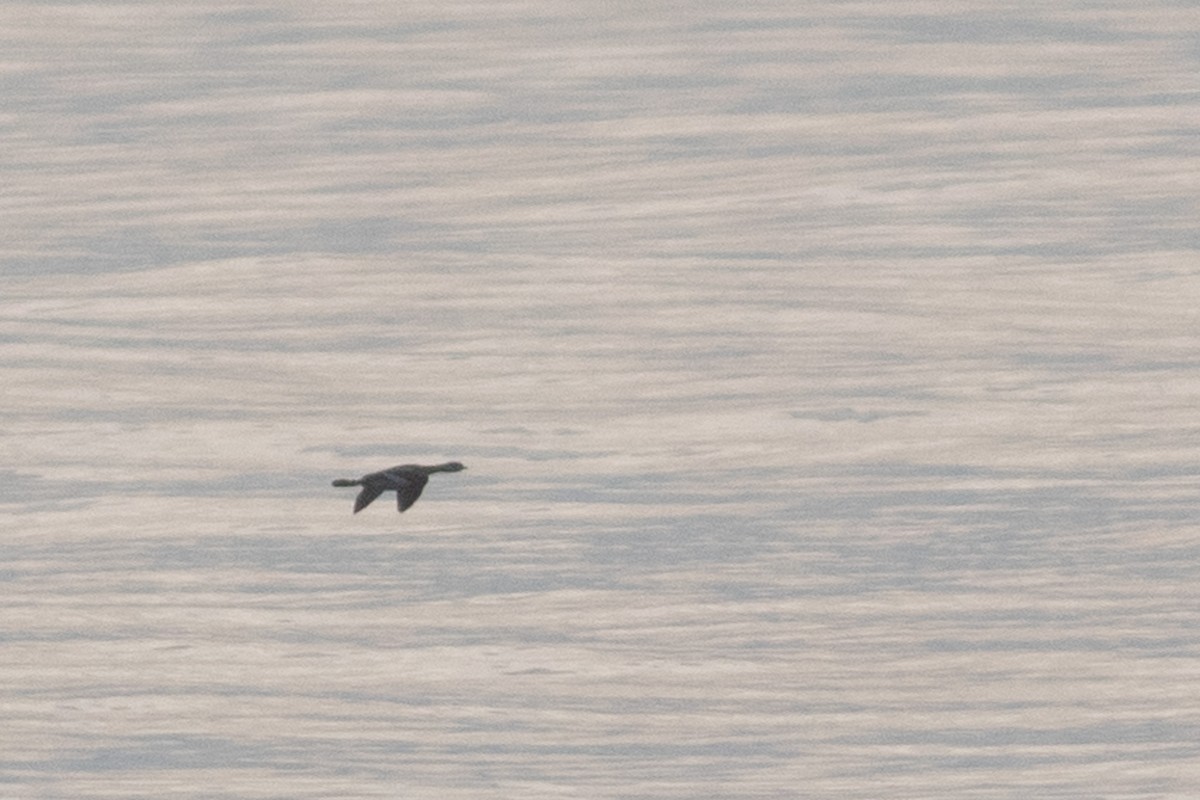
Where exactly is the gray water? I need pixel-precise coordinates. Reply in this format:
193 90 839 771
3 2 1200 797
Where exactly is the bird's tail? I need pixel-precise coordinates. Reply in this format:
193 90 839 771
331 479 360 487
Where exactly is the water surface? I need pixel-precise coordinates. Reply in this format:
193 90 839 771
3 2 1199 797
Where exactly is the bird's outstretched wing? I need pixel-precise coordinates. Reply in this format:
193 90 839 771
395 473 429 512
353 485 386 514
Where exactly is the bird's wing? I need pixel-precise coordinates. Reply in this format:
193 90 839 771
395 473 429 512
353 485 386 514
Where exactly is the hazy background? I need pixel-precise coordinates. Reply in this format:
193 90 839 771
3 1 1199 797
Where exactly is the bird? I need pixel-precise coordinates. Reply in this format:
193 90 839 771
332 462 466 514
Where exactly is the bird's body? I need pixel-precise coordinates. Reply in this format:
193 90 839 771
332 462 466 514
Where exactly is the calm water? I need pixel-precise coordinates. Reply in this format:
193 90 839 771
3 2 1200 797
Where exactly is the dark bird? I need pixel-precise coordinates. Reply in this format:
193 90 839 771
332 462 466 514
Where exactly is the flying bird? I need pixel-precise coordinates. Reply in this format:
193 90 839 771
332 462 466 514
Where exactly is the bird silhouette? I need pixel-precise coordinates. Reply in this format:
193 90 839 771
332 462 466 513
